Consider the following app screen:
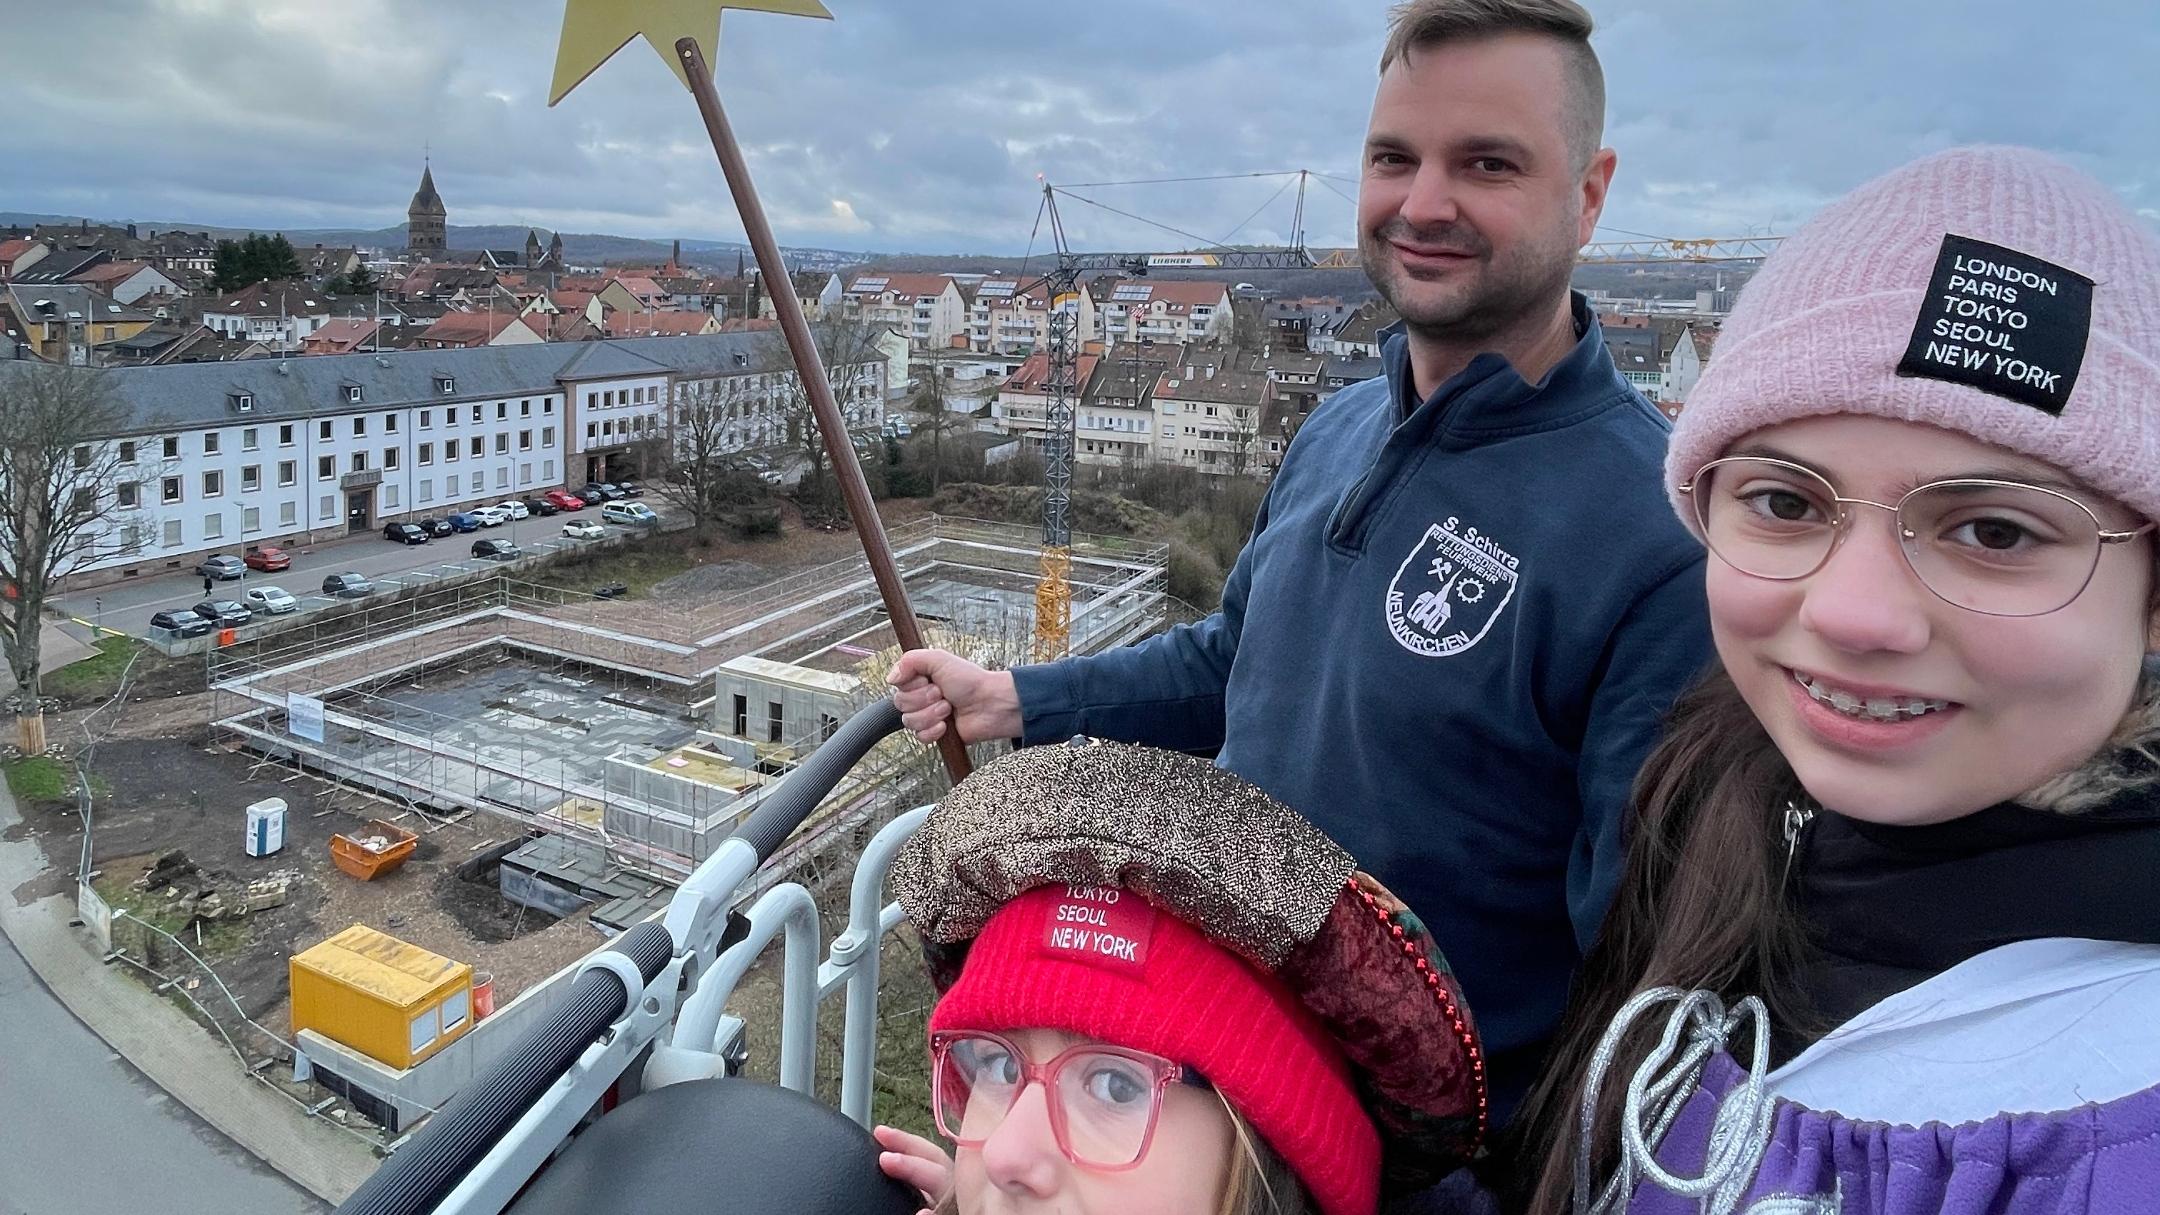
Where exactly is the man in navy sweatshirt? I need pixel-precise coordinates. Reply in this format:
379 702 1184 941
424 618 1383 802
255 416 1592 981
890 0 1711 1123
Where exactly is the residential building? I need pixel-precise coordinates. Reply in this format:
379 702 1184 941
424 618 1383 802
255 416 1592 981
301 318 384 355
1092 279 1232 348
1325 300 1395 358
1604 325 1661 393
143 230 219 276
10 248 111 286
1659 323 1717 416
838 272 966 350
1074 342 1181 468
1151 355 1278 475
753 269 840 322
0 238 51 281
200 283 335 351
8 332 889 589
3 284 157 364
66 260 186 307
963 277 1095 357
413 311 544 349
993 347 1100 449
298 245 364 283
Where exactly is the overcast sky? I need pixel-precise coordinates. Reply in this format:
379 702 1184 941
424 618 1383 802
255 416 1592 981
5 1 2154 255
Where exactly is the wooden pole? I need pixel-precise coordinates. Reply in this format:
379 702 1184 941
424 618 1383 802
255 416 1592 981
674 36 971 783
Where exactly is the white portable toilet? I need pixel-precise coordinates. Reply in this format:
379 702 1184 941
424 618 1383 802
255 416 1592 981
245 797 287 857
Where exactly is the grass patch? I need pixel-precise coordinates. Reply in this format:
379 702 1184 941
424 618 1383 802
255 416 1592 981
1 755 103 804
522 535 698 600
43 634 143 703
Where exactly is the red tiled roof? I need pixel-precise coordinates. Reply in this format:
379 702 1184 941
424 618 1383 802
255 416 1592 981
609 310 716 337
418 311 529 345
68 260 152 287
301 318 381 353
0 238 40 262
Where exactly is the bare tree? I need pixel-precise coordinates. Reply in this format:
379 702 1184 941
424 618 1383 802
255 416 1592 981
1223 402 1266 480
906 343 976 495
1 362 133 752
779 317 890 519
641 378 760 534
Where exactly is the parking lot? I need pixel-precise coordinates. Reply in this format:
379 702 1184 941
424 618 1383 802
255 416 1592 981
51 508 655 640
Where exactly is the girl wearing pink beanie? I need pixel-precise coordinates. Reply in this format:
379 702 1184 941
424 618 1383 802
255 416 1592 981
1507 145 2160 1215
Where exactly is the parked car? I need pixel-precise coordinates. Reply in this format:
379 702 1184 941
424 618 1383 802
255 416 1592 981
562 518 605 540
601 501 660 528
192 599 253 627
544 488 586 511
611 479 644 498
469 505 507 527
579 482 623 503
321 572 374 598
243 545 291 572
472 538 523 561
447 512 482 532
383 521 430 545
196 554 245 581
148 609 212 638
243 586 299 615
521 497 560 517
415 516 454 538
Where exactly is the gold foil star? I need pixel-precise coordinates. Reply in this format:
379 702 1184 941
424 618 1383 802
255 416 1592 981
550 0 833 106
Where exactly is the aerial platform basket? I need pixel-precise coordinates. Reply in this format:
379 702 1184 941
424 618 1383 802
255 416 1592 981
334 700 925 1215
331 819 420 882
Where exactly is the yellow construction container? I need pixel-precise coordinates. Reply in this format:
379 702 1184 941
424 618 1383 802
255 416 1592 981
290 924 475 1070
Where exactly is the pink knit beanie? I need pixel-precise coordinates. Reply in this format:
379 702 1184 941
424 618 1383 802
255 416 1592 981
1667 146 2160 530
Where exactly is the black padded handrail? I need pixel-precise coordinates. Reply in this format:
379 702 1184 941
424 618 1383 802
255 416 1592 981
332 698 908 1215
732 697 903 859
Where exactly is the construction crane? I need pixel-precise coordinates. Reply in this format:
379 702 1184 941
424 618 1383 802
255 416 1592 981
1017 172 1781 658
1020 173 1323 660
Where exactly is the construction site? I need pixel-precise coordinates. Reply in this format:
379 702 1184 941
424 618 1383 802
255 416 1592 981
9 513 1168 1144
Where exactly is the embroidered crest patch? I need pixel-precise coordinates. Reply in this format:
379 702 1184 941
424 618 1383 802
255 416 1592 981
1384 517 1521 658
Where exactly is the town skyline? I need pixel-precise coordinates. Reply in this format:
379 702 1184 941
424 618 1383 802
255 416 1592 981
4 1 2154 257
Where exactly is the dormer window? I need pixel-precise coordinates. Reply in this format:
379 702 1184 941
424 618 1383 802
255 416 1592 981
231 392 254 412
345 384 363 403
436 376 455 395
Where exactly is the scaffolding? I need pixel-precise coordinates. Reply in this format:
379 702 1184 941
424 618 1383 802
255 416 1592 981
205 514 1167 892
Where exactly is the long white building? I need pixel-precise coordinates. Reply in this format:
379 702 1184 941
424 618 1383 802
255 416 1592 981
12 332 889 589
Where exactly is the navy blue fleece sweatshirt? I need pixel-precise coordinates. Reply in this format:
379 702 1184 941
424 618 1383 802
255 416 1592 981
1012 298 1713 1121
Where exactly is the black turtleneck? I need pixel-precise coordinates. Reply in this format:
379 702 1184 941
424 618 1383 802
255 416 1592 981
1780 786 2160 1063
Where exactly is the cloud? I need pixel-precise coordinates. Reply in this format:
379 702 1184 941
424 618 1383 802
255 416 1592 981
1 0 2152 254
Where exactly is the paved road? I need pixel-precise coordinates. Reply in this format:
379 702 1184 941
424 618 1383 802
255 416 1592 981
0 933 324 1215
50 508 629 640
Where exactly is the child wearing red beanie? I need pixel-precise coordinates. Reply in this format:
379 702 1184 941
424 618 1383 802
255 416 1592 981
873 737 1489 1215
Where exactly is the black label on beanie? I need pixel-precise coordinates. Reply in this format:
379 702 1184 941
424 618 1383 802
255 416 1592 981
1896 234 2093 416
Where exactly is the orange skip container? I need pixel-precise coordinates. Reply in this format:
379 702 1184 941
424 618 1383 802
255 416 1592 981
330 819 419 881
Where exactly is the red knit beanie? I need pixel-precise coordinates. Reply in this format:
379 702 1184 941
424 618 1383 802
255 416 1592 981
929 883 1382 1215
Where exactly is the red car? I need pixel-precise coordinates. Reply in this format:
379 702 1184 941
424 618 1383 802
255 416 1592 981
243 545 291 572
544 488 587 511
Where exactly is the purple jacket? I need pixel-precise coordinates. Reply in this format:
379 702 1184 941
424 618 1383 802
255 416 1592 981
1623 1052 2160 1214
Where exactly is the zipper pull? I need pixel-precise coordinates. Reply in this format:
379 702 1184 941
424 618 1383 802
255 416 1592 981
1780 801 1816 888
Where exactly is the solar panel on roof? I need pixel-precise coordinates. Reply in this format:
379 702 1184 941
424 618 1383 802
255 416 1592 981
852 277 888 290
1111 285 1153 301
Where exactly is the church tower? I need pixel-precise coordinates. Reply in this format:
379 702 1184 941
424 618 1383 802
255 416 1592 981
407 161 447 255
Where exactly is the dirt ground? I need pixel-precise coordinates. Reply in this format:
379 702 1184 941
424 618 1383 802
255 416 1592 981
7 700 605 1032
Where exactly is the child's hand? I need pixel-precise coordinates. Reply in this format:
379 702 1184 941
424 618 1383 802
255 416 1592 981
874 1124 954 1214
